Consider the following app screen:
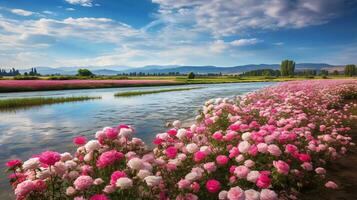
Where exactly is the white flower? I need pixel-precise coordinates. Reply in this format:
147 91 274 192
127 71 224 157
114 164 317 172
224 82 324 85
185 172 199 182
119 128 133 138
244 189 260 200
84 140 100 152
235 154 245 162
186 143 199 153
61 152 73 162
84 152 93 162
65 160 77 169
242 132 251 141
238 141 251 153
172 120 181 128
127 158 143 170
116 177 133 189
137 170 152 179
177 153 187 161
219 190 228 200
200 146 211 155
247 171 260 183
23 158 40 170
176 128 187 140
144 176 162 187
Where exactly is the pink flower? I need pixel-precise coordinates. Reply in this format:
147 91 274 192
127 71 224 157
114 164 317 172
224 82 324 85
227 186 245 200
234 165 250 178
256 173 271 188
273 160 290 175
178 179 190 189
205 179 221 193
315 167 326 174
90 194 109 200
6 159 22 169
39 151 61 166
33 179 47 191
73 136 87 146
267 145 281 156
212 132 223 141
203 162 217 173
260 189 277 200
191 182 200 192
104 127 118 139
14 180 35 198
298 153 311 162
167 129 177 136
74 175 94 190
216 155 229 165
110 171 127 185
96 150 124 168
325 181 338 189
194 151 206 163
165 146 178 159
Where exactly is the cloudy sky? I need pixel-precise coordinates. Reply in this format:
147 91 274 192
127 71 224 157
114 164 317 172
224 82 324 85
0 0 356 68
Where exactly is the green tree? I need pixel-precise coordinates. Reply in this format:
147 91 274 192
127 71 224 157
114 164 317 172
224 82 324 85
280 60 295 76
344 64 356 77
332 70 339 76
187 72 195 79
77 69 94 76
319 70 329 76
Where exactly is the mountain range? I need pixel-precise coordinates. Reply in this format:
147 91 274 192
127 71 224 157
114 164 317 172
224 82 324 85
19 63 343 75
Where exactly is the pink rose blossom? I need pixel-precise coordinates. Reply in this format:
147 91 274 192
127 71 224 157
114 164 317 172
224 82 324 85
205 179 221 193
39 151 61 166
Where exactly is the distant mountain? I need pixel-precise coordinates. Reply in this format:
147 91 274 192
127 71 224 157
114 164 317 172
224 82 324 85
21 63 340 75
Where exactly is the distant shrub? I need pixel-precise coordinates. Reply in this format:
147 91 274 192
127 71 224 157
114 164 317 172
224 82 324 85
188 72 195 79
13 76 39 80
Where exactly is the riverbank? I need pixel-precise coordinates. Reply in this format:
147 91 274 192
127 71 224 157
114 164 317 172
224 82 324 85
0 79 182 93
1 76 354 93
0 96 101 111
114 87 202 97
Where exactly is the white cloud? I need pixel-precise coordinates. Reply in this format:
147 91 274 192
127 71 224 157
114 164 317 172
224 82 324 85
10 9 34 16
65 0 94 7
42 10 55 15
231 38 261 47
152 0 347 36
210 40 229 53
66 8 76 11
0 16 140 45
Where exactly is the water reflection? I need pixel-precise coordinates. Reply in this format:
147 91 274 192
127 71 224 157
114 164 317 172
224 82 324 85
0 82 275 198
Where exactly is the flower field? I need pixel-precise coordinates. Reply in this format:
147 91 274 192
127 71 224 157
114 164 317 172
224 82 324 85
5 80 357 200
0 80 179 92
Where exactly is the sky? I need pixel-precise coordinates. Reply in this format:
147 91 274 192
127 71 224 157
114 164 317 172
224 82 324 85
0 0 357 69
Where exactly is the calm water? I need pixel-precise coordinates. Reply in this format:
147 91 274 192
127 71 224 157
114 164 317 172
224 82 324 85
0 82 275 198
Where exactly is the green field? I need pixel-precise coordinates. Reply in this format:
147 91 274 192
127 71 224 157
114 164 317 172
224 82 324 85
0 96 101 111
114 87 202 97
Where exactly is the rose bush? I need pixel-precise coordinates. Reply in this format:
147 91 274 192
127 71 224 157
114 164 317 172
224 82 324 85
6 80 357 200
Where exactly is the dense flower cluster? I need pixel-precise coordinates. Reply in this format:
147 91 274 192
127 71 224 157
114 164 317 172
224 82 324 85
6 80 357 200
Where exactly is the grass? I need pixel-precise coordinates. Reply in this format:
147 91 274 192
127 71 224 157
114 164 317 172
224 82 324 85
0 96 101 111
114 87 203 97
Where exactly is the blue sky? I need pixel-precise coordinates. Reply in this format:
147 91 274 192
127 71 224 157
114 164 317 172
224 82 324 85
0 0 356 68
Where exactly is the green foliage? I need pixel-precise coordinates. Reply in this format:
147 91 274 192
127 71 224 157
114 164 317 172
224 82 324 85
0 96 101 111
187 72 195 79
77 68 94 76
344 64 356 77
115 87 202 97
242 69 280 77
332 70 339 76
13 75 39 80
280 60 295 76
319 70 329 76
